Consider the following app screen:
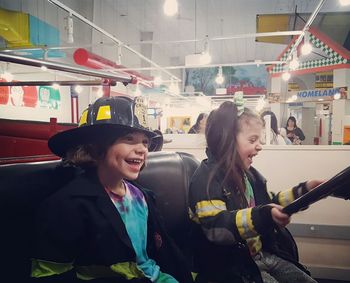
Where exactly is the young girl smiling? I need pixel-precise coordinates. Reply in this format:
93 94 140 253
31 96 193 283
189 100 321 283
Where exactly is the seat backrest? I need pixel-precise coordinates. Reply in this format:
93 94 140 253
136 151 200 251
0 151 200 282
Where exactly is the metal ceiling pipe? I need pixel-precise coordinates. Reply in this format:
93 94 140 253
117 60 285 71
129 31 304 45
0 80 115 87
0 52 134 83
47 0 181 82
73 48 153 88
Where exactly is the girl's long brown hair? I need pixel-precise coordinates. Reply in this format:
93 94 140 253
205 101 260 208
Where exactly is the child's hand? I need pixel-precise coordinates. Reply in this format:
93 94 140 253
269 203 291 227
305 180 325 191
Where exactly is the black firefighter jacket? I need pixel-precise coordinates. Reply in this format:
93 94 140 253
31 170 193 283
188 156 309 283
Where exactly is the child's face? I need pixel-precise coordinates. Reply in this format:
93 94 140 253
236 119 262 170
101 131 150 180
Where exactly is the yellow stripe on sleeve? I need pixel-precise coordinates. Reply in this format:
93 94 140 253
195 200 226 219
188 207 200 223
235 208 257 239
31 259 73 278
278 189 294 207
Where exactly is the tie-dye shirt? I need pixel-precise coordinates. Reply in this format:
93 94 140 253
106 181 178 283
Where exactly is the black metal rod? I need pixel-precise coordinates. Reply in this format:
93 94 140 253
0 80 116 87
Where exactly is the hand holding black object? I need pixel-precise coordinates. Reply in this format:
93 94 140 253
282 165 350 215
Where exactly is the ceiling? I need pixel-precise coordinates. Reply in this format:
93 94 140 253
0 0 350 83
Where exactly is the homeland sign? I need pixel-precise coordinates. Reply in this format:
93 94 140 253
296 87 345 100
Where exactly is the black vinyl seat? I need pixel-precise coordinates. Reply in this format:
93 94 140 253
0 151 200 282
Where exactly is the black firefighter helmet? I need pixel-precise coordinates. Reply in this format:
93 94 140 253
48 96 163 157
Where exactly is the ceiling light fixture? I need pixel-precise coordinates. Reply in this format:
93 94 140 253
0 63 13 82
334 92 341 100
0 71 14 82
154 76 162 86
255 97 266 112
163 0 178 16
282 72 291 81
169 79 180 95
66 13 74 43
200 36 211 65
289 51 300 70
74 85 82 93
52 83 60 90
339 0 350 6
301 31 312 55
117 45 122 65
215 66 224 84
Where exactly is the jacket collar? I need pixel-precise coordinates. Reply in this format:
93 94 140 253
69 170 134 250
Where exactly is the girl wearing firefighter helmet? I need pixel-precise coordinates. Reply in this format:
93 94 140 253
31 96 192 283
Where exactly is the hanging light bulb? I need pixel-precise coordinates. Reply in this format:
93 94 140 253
301 31 312 55
289 51 300 70
1 71 14 82
169 80 180 95
43 48 49 60
200 36 211 65
215 66 224 84
52 83 60 90
200 52 211 65
117 45 122 65
0 63 14 82
339 0 350 6
66 13 74 43
334 92 341 100
282 72 291 81
154 76 162 86
134 83 142 96
74 85 82 94
163 0 178 16
255 97 266 112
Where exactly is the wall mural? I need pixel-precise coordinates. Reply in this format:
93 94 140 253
185 65 268 96
0 81 61 109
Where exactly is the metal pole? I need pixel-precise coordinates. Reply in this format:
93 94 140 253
116 60 285 71
0 53 133 83
0 80 114 87
128 31 304 45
